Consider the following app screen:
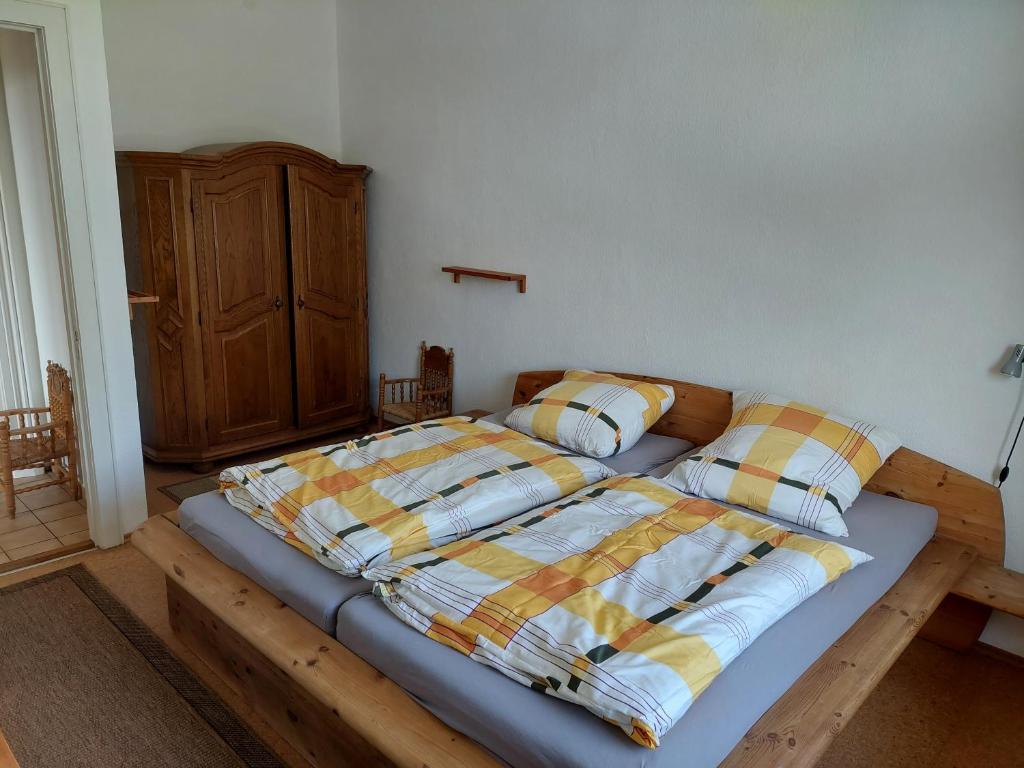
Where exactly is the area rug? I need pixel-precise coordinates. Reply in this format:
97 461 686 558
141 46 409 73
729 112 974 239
158 474 219 504
0 565 283 768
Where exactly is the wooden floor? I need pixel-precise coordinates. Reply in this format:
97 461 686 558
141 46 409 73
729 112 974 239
0 727 17 768
0 533 1021 768
0 478 91 570
142 461 206 519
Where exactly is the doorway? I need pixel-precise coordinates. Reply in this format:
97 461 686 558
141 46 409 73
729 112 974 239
0 0 146 557
0 27 90 569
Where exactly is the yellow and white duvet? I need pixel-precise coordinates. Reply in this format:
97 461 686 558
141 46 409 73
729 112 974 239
367 474 871 748
219 416 613 576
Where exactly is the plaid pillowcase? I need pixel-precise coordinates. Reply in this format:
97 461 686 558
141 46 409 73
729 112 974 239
504 370 675 458
664 392 900 536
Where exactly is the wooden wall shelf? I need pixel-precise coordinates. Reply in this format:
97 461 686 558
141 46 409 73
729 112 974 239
442 266 526 293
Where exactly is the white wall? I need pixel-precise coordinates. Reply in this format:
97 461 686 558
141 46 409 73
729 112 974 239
337 2 1024 648
0 29 71 393
101 0 341 156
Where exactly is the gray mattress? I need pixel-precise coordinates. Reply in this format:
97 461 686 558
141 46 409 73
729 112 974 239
335 488 938 768
178 413 693 636
179 491 371 635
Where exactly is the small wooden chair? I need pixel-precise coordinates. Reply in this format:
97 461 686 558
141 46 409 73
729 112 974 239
378 342 455 432
0 361 81 518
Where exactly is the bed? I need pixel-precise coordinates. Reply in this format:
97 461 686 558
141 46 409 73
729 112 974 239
177 409 691 635
132 370 1002 768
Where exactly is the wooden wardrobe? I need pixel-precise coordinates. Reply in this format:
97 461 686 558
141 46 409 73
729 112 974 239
117 142 371 469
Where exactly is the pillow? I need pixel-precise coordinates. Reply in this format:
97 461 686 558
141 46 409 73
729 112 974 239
663 391 900 536
504 370 675 458
485 407 692 472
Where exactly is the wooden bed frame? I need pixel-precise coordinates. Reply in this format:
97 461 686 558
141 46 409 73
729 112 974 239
131 370 1003 768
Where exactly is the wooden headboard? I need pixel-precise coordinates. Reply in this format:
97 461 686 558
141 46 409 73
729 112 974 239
512 370 1005 563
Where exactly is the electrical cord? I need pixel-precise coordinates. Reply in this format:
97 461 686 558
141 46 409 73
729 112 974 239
998 413 1024 487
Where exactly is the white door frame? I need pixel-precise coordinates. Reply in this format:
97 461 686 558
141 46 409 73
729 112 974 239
0 0 145 547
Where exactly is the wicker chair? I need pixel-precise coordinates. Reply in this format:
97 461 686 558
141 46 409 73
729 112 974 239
377 342 454 432
0 361 81 518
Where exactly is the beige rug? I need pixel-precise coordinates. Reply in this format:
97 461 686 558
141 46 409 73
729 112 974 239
0 565 283 768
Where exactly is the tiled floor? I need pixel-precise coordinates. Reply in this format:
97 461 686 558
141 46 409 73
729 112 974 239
0 477 91 566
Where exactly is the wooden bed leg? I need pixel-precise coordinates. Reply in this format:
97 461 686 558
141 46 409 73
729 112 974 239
917 593 992 652
165 577 392 768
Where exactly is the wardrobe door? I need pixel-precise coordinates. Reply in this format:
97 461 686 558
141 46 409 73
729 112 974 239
192 164 294 445
287 165 367 427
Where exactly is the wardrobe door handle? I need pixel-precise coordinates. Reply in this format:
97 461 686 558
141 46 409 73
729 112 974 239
273 296 283 309
297 295 305 309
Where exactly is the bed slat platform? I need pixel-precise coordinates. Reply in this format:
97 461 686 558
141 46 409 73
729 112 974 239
128 369 1004 768
953 559 1024 620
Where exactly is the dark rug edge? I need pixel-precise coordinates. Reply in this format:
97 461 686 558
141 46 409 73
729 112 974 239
157 474 220 505
0 564 285 768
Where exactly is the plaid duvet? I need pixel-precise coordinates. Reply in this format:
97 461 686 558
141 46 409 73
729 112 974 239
219 417 613 576
368 474 870 748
